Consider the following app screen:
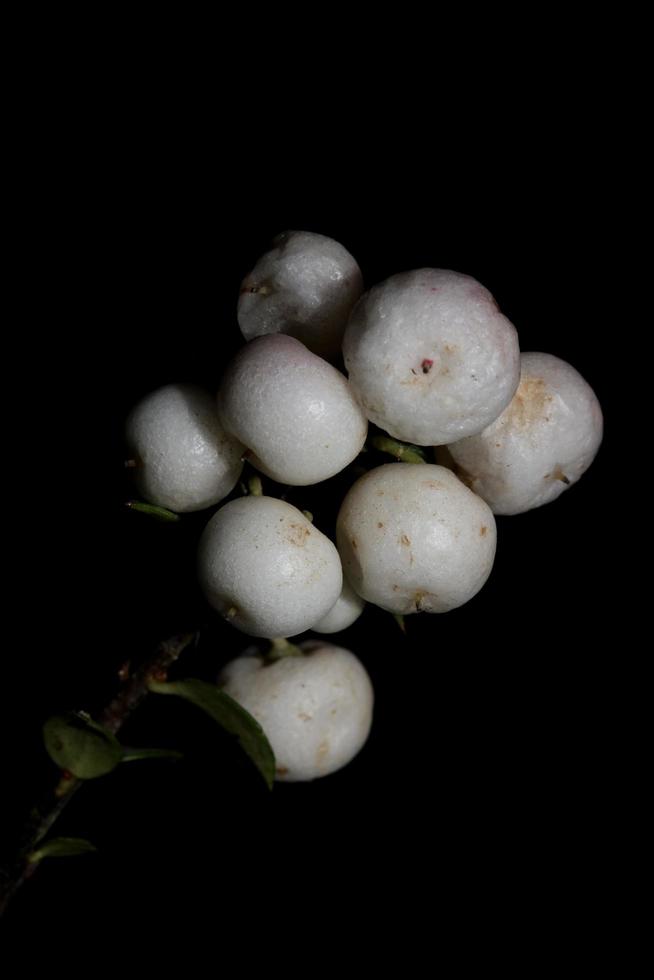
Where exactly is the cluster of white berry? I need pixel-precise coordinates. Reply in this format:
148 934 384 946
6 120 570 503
125 232 603 784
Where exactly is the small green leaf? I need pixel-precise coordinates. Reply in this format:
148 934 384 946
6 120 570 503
148 678 275 790
393 613 406 634
121 747 183 764
125 500 180 522
28 837 97 864
43 712 123 779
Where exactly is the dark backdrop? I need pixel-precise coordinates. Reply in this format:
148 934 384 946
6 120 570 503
3 163 615 935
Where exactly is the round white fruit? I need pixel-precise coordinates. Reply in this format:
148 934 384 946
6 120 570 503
336 463 496 614
217 334 367 486
445 352 603 515
125 383 244 512
237 230 363 359
311 578 365 634
198 495 343 638
219 641 374 781
343 268 520 445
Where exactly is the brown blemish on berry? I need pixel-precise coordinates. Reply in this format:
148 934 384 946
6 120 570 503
392 584 400 591
552 466 571 485
480 525 488 536
444 343 457 355
351 537 358 550
377 521 384 528
298 712 313 722
316 740 330 764
506 376 551 428
276 766 289 776
400 533 411 546
423 480 446 490
287 523 311 546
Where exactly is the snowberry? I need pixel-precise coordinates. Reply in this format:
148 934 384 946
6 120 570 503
336 463 496 614
219 641 373 781
311 578 365 634
237 231 363 359
198 495 343 638
343 269 520 446
444 352 603 515
217 334 367 486
125 383 244 513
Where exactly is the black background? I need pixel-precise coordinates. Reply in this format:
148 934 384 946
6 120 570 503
3 142 618 938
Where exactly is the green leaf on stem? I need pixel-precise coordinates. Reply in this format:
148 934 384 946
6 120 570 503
43 712 123 779
121 747 184 764
125 500 181 522
28 837 97 864
147 678 275 790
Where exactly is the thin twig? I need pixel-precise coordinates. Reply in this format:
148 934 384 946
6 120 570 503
0 632 196 919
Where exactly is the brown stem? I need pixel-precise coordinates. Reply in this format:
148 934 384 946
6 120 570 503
0 632 196 919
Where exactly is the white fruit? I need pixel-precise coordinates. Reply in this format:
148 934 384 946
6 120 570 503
343 269 520 445
336 463 496 614
198 495 342 638
219 641 374 781
125 383 244 512
311 578 365 634
237 230 363 359
445 352 603 515
217 334 368 486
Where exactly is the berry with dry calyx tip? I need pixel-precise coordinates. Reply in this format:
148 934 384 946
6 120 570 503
343 269 520 446
336 463 496 615
445 352 603 515
238 230 363 359
198 495 343 638
218 640 374 782
125 383 245 513
217 334 367 486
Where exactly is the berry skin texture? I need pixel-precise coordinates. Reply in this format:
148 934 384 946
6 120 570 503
336 463 496 615
311 578 365 634
218 641 374 782
197 496 343 638
445 352 603 515
343 269 520 446
125 383 245 513
217 334 368 486
237 230 363 359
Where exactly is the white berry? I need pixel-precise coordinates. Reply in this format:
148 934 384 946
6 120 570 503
336 463 496 614
217 334 367 486
238 231 363 359
311 578 365 634
445 352 603 515
343 269 520 445
125 383 244 512
219 641 373 781
198 495 342 638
